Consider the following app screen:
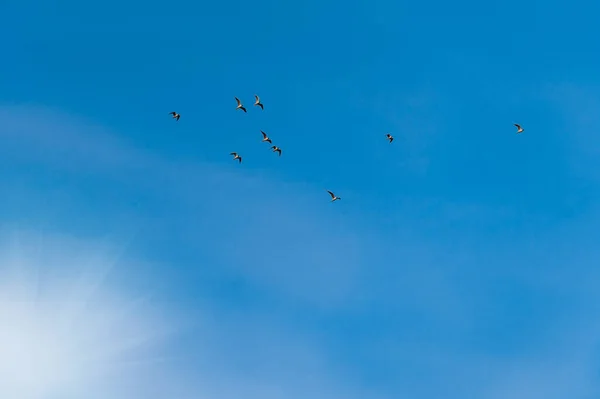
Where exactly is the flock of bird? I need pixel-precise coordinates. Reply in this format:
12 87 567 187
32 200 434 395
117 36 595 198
170 97 526 203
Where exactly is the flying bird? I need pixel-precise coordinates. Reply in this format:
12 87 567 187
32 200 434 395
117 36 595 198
261 131 272 143
254 95 263 110
514 123 524 133
230 152 242 163
386 133 394 143
235 97 247 112
327 190 341 202
169 111 180 121
271 146 282 156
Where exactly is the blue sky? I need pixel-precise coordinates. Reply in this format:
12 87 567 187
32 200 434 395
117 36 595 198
1 0 600 398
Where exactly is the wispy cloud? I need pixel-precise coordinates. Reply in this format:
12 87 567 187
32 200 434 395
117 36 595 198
479 320 600 399
0 104 384 310
540 83 600 182
0 106 397 397
2 104 600 399
0 229 396 399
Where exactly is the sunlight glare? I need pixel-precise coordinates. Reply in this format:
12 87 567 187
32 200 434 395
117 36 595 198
0 231 172 399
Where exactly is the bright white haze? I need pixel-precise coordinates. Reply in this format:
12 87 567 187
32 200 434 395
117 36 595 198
0 231 171 399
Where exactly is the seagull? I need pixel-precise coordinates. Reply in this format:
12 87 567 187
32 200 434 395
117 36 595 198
386 133 394 143
235 97 247 112
169 111 180 121
514 123 524 134
254 95 263 110
327 190 341 202
261 131 272 143
271 145 282 156
230 152 242 163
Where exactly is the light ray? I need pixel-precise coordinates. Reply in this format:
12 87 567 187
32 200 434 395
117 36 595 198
0 230 177 399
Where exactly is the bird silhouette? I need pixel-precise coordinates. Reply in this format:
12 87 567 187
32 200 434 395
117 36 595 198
271 146 282 156
230 152 242 163
169 111 180 121
235 97 247 112
254 95 264 110
261 131 272 143
514 123 524 133
327 190 341 202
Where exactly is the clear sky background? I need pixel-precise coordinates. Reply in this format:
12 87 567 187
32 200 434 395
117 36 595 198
1 0 600 398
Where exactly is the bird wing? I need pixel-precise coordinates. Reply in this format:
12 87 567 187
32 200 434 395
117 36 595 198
169 112 176 115
235 97 242 106
327 190 335 198
230 152 237 156
514 124 521 129
255 95 260 103
261 131 268 139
